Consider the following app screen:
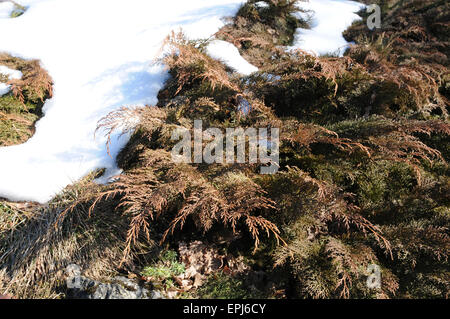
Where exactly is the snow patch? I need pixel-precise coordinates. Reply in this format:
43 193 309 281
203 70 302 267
0 84 9 96
0 65 23 80
254 1 269 9
0 65 23 96
0 1 15 19
206 40 258 76
291 0 365 56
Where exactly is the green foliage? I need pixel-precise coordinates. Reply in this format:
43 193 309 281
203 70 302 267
0 54 52 146
236 0 305 46
141 250 185 286
344 0 449 119
216 0 308 67
10 3 26 18
0 94 40 146
196 272 260 299
90 14 448 298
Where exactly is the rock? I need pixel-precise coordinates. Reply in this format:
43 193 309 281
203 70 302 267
65 264 155 299
66 264 81 278
150 290 164 299
166 290 179 299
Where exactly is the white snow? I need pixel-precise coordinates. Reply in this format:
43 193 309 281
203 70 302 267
254 1 269 9
0 0 248 203
0 1 15 19
0 84 9 96
0 65 23 96
0 65 23 80
291 0 365 56
206 40 258 75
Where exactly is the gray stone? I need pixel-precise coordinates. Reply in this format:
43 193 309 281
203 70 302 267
65 264 153 299
150 290 164 299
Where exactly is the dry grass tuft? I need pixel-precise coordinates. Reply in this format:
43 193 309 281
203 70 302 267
0 174 129 299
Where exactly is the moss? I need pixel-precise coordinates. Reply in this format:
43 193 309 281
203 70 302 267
216 0 308 67
10 8 26 19
0 92 41 144
196 271 264 299
0 55 51 146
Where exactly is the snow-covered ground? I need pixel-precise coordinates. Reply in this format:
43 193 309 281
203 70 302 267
0 1 15 19
0 0 362 203
291 0 365 56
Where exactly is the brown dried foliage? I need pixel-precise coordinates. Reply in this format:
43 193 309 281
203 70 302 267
160 31 240 95
0 53 53 105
